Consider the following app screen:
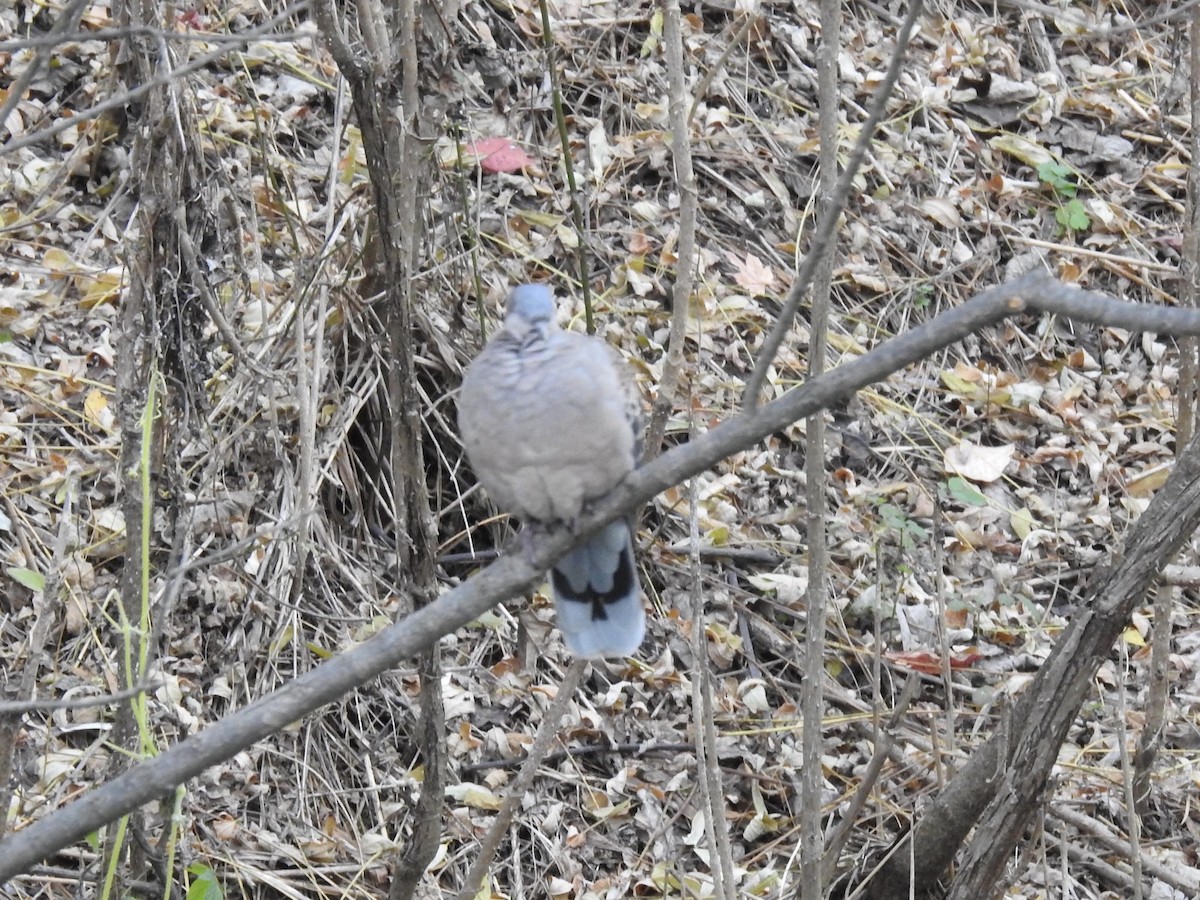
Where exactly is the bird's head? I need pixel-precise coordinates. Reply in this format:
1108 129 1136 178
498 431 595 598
504 283 556 341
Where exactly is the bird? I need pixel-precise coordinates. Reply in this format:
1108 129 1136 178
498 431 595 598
458 283 645 658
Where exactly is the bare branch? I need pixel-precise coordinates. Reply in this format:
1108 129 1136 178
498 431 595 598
1050 804 1200 897
0 683 157 716
742 0 923 410
801 0 840 894
0 26 309 51
538 0 593 329
4 274 1200 879
927 429 1200 898
645 0 698 457
0 0 91 140
0 0 312 158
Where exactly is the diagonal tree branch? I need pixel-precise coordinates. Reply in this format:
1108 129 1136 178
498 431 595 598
4 273 1200 880
931 424 1200 899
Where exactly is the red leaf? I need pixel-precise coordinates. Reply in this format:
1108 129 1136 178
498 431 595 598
466 137 534 174
887 650 944 675
887 648 983 675
178 8 206 29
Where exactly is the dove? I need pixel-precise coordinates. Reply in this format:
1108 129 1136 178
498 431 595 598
458 284 645 657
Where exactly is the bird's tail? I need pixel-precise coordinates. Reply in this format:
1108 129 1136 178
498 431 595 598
550 518 645 657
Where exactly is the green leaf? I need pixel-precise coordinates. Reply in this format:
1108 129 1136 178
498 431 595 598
1037 160 1077 197
186 863 224 900
947 476 987 507
879 503 907 531
706 525 730 546
515 210 564 229
8 566 45 592
1056 198 1090 233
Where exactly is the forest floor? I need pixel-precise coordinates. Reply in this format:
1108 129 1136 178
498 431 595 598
2 0 1199 897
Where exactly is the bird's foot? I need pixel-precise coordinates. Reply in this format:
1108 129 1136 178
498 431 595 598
519 521 551 566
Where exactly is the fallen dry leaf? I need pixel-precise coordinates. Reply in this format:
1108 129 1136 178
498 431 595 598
943 440 1015 484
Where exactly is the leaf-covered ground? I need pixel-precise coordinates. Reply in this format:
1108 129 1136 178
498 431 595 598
2 0 1199 897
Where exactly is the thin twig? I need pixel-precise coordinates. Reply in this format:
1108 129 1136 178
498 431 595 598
821 675 920 879
686 15 755 127
800 0 840 894
743 0 923 409
537 0 592 330
458 739 696 773
645 0 698 457
1133 0 1200 822
1115 647 1144 900
8 274 1200 877
0 26 310 51
456 659 587 900
173 207 276 381
999 0 1200 35
0 682 157 716
687 439 734 899
0 490 74 841
934 498 955 759
1050 804 1200 896
0 0 91 140
1 0 313 157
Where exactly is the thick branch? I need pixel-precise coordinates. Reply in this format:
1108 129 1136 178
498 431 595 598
942 433 1200 896
4 273 1200 878
861 430 1200 899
